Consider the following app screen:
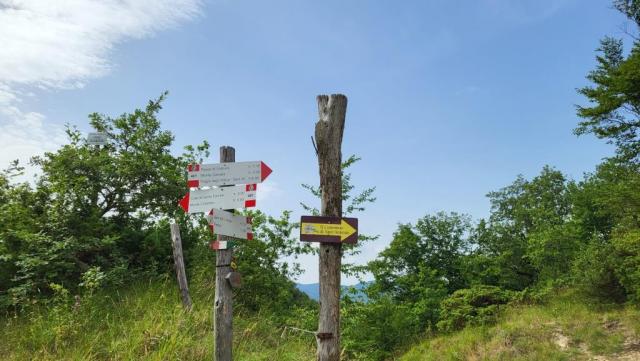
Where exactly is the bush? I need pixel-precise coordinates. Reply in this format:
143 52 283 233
436 285 513 332
612 229 640 302
572 237 627 302
342 296 420 361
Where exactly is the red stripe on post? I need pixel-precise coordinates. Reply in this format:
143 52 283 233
247 233 253 240
246 184 257 192
187 179 199 188
244 199 256 208
195 164 201 171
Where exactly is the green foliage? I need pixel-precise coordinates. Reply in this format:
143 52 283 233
472 166 575 288
436 286 513 333
612 229 640 301
367 212 472 332
342 296 420 361
576 1 640 162
233 210 315 313
301 154 378 276
0 93 208 309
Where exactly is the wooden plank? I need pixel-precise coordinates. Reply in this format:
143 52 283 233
170 222 192 310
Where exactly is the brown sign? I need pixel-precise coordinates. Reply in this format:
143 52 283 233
300 216 358 244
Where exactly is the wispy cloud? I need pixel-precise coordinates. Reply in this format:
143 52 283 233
0 0 202 173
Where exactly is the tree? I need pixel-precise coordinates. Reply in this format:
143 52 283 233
576 1 640 162
367 212 472 328
472 166 576 288
0 93 210 308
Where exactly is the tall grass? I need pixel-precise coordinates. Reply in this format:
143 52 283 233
0 274 316 360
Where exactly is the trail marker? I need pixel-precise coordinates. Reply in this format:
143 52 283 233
206 208 253 240
178 184 257 213
187 161 272 188
87 132 108 146
300 216 358 244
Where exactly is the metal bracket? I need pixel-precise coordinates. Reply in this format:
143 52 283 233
315 332 333 340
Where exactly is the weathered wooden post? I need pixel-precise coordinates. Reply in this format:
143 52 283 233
214 146 234 361
170 222 192 310
315 94 347 361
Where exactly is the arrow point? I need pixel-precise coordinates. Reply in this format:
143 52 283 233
178 193 189 212
340 219 357 241
261 161 272 182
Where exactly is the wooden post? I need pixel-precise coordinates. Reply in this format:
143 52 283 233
214 146 235 361
315 94 347 361
170 222 193 310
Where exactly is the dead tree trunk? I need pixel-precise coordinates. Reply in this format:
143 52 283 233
170 222 192 310
214 146 235 361
315 94 347 361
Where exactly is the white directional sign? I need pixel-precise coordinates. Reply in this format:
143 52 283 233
179 184 257 213
187 161 272 188
87 132 108 146
206 209 253 240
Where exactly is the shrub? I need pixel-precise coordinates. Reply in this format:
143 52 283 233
612 229 640 302
436 285 513 332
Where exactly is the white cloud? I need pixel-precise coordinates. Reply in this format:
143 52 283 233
0 0 202 176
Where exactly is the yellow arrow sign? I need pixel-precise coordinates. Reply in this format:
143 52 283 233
301 219 357 242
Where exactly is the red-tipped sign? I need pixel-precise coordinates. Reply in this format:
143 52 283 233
187 161 272 188
178 185 257 213
260 161 272 182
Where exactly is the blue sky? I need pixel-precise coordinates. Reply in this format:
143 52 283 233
0 0 629 283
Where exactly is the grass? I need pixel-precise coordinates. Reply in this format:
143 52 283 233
3 281 639 361
0 275 316 361
400 290 640 361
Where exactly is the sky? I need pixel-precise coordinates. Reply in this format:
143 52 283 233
0 0 629 284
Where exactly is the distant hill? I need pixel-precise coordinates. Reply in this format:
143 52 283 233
296 282 369 301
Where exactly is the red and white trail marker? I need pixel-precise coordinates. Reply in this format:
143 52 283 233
178 184 257 213
209 240 228 250
187 161 272 188
206 209 253 240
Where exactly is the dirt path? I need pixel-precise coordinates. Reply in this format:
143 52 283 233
552 322 640 361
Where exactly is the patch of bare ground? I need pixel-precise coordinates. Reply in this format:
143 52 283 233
553 319 640 361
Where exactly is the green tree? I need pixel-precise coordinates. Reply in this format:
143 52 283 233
0 93 210 308
367 212 472 327
576 1 640 162
472 166 576 288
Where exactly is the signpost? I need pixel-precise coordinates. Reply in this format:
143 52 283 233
178 184 257 213
300 216 358 244
86 132 108 146
176 146 272 361
187 161 272 188
206 208 253 240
